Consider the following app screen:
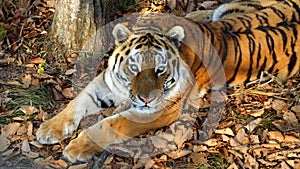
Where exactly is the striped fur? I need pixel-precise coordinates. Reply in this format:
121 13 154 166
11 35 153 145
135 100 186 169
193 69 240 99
36 0 300 162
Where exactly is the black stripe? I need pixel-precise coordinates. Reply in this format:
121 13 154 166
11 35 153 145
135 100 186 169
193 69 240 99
288 23 299 76
112 53 119 70
288 53 297 76
256 13 269 25
276 25 288 50
268 52 278 73
256 43 261 69
219 9 245 19
220 34 229 64
87 93 101 108
266 32 275 54
227 35 242 84
270 6 286 20
245 35 255 83
257 57 267 79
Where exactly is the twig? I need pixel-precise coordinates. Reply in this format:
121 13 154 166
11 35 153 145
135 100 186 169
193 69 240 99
245 89 289 100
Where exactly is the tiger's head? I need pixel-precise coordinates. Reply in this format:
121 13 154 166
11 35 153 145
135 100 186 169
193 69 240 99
108 24 194 111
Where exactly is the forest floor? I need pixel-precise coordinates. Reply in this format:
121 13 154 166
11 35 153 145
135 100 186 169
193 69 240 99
0 0 300 168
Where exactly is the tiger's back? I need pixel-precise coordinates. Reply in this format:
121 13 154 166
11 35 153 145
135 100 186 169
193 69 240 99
192 0 300 91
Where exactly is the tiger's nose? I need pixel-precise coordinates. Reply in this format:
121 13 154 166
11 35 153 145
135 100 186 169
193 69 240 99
138 95 155 104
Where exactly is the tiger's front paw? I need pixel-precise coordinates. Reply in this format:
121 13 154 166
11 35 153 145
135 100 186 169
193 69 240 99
63 131 102 162
36 113 77 144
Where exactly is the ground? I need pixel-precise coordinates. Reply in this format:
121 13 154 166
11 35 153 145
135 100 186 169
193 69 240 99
0 0 300 168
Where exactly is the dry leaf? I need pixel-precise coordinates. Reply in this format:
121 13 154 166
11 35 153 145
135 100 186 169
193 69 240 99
250 109 264 117
193 145 207 152
245 118 261 133
31 78 41 88
280 161 292 169
190 152 207 164
0 134 10 152
227 162 239 169
267 131 284 142
228 149 243 159
204 139 218 146
50 159 68 169
235 128 249 145
22 138 39 158
283 135 300 143
271 100 287 112
257 159 277 167
29 57 44 64
62 87 74 99
286 159 300 168
249 135 260 144
21 74 32 88
167 149 192 159
283 111 298 124
68 163 89 169
215 128 234 136
262 143 280 149
291 105 300 113
20 106 38 115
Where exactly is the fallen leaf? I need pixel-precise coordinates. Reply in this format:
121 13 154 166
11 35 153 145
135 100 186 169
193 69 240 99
167 149 192 159
280 161 292 169
262 143 280 149
235 128 249 145
245 118 261 133
193 145 207 153
20 106 38 115
189 152 207 164
291 105 300 113
283 111 298 124
0 134 10 152
68 163 89 169
257 159 277 167
283 135 300 143
249 135 260 144
215 128 234 136
21 74 32 88
272 100 287 112
228 149 243 159
204 139 218 146
244 153 258 168
62 87 74 99
250 108 265 117
29 57 44 64
286 159 300 168
267 131 284 142
50 159 68 168
22 138 39 158
2 122 21 136
227 162 239 169
150 136 168 149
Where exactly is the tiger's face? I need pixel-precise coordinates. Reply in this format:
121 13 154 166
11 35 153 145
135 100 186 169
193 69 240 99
108 24 192 111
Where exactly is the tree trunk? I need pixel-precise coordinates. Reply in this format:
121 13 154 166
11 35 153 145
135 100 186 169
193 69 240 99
48 0 114 56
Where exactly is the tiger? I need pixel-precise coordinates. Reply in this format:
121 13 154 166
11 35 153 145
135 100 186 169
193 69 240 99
36 0 300 162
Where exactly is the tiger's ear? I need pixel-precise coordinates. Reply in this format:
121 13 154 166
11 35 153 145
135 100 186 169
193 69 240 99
112 23 131 43
166 26 185 47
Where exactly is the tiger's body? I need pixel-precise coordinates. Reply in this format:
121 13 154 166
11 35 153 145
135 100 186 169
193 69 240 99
36 0 300 162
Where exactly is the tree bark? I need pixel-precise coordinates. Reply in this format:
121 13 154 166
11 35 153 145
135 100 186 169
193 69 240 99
48 0 114 56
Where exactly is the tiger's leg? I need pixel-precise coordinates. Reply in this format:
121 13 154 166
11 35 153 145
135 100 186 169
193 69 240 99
36 71 120 144
63 107 180 162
